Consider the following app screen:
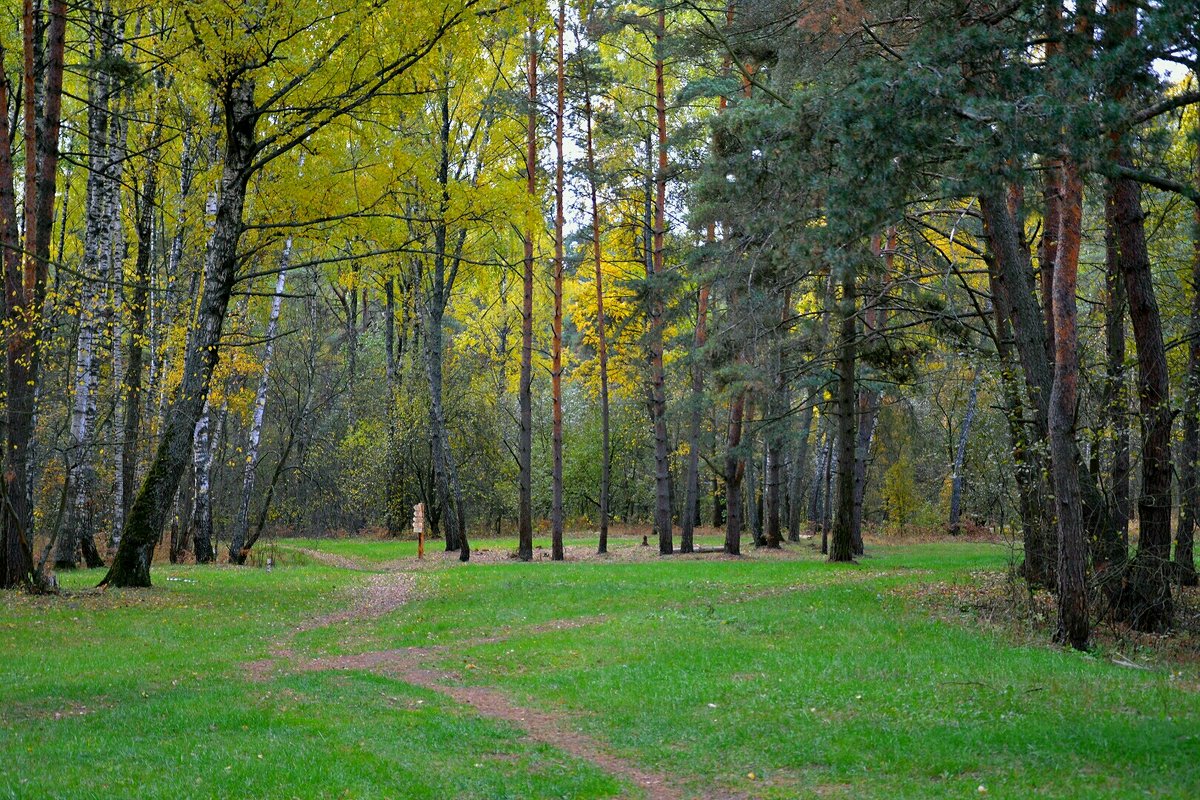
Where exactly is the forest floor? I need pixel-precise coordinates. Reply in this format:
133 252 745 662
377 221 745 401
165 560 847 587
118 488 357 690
2 533 1198 799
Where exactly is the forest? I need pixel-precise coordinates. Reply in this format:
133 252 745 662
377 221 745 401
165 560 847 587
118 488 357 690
3 1 1200 797
3 0 1200 652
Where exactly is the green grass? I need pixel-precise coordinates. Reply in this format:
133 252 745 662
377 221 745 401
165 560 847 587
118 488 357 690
2 538 1197 799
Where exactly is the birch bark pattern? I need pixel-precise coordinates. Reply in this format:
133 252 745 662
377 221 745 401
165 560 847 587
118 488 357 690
230 236 292 564
57 5 117 569
102 79 258 587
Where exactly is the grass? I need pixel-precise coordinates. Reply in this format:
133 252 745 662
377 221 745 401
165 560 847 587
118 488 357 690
2 535 1197 799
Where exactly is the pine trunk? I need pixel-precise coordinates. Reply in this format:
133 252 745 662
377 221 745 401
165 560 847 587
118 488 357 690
1 0 67 589
551 0 566 562
585 88 612 555
1111 162 1174 631
787 401 815 541
1049 158 1089 651
650 4 672 554
517 20 536 562
1100 204 1131 562
830 259 857 563
1174 89 1200 587
723 392 746 555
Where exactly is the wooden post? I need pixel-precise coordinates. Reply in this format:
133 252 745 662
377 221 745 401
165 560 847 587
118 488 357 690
413 503 425 559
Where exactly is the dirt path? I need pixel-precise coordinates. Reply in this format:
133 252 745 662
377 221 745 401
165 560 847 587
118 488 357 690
250 551 739 800
294 570 416 632
291 647 696 800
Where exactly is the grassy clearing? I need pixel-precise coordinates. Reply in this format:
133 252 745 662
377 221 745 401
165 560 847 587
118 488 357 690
2 537 1197 799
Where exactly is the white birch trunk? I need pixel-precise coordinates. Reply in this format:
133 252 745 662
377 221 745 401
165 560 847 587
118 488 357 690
229 236 292 561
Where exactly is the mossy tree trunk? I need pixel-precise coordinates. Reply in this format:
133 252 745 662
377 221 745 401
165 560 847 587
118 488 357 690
101 80 256 587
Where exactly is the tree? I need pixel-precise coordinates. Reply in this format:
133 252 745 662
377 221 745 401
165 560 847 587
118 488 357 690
1 0 69 590
104 0 490 586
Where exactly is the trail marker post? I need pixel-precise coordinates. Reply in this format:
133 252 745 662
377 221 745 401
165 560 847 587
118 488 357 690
413 503 425 559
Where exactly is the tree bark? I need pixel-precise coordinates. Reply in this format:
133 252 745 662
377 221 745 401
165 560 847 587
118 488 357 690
851 389 880 554
1048 158 1089 650
229 236 291 564
980 189 1112 586
585 84 612 555
118 109 162 555
723 391 746 555
1177 118 1200 587
787 401 815 541
1111 162 1174 631
425 87 469 561
650 3 673 554
551 0 566 561
681 277 709 554
1 0 67 589
1105 192 1131 552
102 79 257 587
948 371 980 536
57 6 117 570
830 257 858 563
517 19 537 562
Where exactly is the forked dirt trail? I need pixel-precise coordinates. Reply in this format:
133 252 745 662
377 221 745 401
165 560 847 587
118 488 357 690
256 549 735 800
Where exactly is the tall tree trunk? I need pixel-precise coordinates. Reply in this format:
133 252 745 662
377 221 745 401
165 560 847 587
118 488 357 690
229 237 291 564
851 390 880 555
787 401 815 541
1 0 67 589
821 432 835 554
1111 162 1174 630
650 3 673 554
829 258 857 563
189 398 225 563
385 273 399 536
426 88 468 561
1177 117 1200 587
118 110 162 554
102 79 257 587
550 0 566 561
810 424 828 527
517 19 537 562
948 370 981 536
764 291 790 549
1105 193 1131 553
584 81 612 555
981 189 1089 587
745 420 761 545
105 40 129 558
57 6 116 570
723 392 746 554
1049 157 1089 651
681 276 710 554
190 403 217 563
